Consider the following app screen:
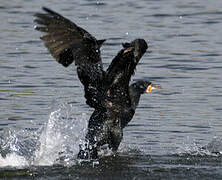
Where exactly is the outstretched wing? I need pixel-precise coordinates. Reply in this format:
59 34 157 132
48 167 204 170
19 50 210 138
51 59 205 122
105 39 148 105
34 7 106 108
34 7 105 67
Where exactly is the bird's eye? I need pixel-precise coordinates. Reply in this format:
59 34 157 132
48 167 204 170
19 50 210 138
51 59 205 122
95 49 100 54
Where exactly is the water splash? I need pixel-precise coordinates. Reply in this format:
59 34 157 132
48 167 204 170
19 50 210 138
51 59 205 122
0 126 39 167
0 153 29 167
34 104 88 166
0 104 89 167
176 137 222 157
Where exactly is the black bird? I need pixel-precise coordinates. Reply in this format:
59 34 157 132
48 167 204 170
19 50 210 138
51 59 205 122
34 7 161 159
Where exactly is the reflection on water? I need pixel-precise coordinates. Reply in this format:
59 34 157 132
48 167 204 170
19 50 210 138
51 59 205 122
1 0 222 179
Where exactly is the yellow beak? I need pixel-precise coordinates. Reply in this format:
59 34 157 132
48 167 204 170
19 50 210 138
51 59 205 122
145 84 162 93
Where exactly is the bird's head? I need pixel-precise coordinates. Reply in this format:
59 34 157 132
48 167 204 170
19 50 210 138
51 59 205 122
130 80 162 94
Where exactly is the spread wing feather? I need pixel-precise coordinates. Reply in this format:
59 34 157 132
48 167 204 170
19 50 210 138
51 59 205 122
34 7 104 67
105 39 148 105
34 7 106 108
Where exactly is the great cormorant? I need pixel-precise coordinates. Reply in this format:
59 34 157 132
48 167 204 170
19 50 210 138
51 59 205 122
34 7 161 159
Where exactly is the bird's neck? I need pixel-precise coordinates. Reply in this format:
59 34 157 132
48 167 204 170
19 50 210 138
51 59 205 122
129 86 142 110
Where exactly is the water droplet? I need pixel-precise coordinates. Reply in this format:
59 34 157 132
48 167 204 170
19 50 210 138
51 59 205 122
92 160 99 167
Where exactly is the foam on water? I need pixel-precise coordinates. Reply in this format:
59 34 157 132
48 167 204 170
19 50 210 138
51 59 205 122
0 104 88 167
0 153 29 167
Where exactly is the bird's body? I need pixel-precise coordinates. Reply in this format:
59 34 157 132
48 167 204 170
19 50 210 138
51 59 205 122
34 7 161 159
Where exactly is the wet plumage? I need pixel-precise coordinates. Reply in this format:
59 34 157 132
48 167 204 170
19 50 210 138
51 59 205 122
34 7 159 159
